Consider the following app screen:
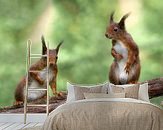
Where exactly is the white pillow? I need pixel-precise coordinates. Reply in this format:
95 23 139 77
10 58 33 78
109 82 150 102
84 92 125 99
66 82 110 103
138 83 150 102
66 82 76 103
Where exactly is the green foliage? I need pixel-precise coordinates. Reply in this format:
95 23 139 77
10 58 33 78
150 96 163 109
0 0 46 107
140 0 163 81
52 0 118 87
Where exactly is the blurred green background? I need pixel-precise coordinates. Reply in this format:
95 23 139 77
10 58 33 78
0 0 162 107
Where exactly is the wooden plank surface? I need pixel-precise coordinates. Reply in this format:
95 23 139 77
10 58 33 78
0 122 43 130
35 123 43 127
3 123 21 130
0 114 46 123
23 123 38 129
12 123 30 130
0 123 14 129
0 123 6 127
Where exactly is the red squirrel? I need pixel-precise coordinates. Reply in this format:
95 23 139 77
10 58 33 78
105 12 141 85
14 36 63 105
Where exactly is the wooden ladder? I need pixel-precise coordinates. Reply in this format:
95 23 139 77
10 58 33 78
24 40 50 124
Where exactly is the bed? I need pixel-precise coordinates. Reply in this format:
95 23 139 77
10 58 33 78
41 82 163 130
23 82 163 130
42 98 163 130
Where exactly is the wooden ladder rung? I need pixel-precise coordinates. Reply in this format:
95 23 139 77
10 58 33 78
28 88 47 91
31 54 47 57
27 104 47 107
30 57 41 59
29 70 41 73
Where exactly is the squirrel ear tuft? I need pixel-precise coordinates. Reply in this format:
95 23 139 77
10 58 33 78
41 35 47 55
56 40 63 54
110 11 114 24
118 12 130 30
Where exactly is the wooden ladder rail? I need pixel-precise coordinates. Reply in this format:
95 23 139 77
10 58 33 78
24 40 50 124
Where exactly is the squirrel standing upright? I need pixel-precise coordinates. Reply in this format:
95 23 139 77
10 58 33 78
14 36 63 105
105 12 141 85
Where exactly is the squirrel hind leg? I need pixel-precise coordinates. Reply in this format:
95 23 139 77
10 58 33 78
128 81 138 84
57 91 64 97
109 62 120 85
14 100 24 106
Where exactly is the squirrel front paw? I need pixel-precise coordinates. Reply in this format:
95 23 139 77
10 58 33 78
111 48 123 61
116 54 123 61
124 64 131 74
38 79 44 85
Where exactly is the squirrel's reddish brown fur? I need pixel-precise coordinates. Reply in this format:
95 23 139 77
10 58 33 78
105 12 141 85
14 36 63 105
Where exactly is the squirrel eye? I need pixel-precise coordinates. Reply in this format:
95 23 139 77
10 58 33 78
56 56 58 59
113 28 118 32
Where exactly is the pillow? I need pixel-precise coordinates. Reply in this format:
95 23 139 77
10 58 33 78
110 83 139 99
66 82 75 103
138 83 150 102
109 83 150 102
84 92 125 99
73 85 102 100
66 82 110 103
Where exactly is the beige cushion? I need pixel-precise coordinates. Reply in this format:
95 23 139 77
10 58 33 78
110 84 139 99
66 82 109 103
74 85 102 100
110 83 150 102
84 92 125 99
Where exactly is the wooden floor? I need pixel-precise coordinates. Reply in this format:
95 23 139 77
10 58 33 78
0 122 43 130
0 113 46 130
